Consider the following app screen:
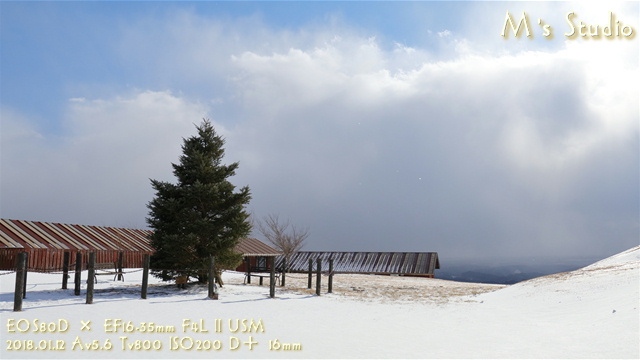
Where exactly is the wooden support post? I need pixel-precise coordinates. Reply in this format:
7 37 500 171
23 252 28 299
117 251 124 281
328 258 334 294
208 256 218 300
269 257 275 298
246 257 251 284
86 253 95 304
74 252 82 296
316 258 321 296
13 252 27 312
281 258 286 287
141 254 150 299
62 252 70 289
307 258 313 289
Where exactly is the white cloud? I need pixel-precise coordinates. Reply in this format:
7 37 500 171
2 91 210 227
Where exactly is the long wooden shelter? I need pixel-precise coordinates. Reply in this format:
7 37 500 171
0 219 281 274
280 251 440 278
0 219 154 271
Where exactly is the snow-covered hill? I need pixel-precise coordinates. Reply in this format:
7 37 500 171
1 246 638 358
468 245 639 358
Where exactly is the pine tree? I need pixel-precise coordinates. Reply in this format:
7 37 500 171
147 119 251 286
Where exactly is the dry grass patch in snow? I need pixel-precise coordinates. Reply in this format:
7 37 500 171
228 273 505 304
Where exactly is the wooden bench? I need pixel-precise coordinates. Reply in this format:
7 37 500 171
244 272 281 286
93 262 124 282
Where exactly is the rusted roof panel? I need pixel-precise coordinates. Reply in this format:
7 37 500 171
279 251 440 276
39 221 86 250
1 219 275 256
0 219 153 252
0 219 46 249
21 221 68 250
0 220 25 248
234 237 281 257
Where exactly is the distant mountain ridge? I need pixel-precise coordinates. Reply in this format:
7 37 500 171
435 257 601 285
439 270 546 285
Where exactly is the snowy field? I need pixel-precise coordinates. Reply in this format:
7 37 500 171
1 246 638 359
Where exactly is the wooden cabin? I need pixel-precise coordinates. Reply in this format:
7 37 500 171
233 237 282 273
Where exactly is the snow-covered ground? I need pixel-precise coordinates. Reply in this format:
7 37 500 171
1 246 638 359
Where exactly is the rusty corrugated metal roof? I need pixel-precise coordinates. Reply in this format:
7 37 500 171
279 251 440 276
234 237 281 256
0 219 154 252
1 219 280 257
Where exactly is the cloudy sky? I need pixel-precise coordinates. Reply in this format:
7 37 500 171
1 1 638 263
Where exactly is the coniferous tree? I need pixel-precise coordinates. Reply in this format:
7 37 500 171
147 119 251 285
